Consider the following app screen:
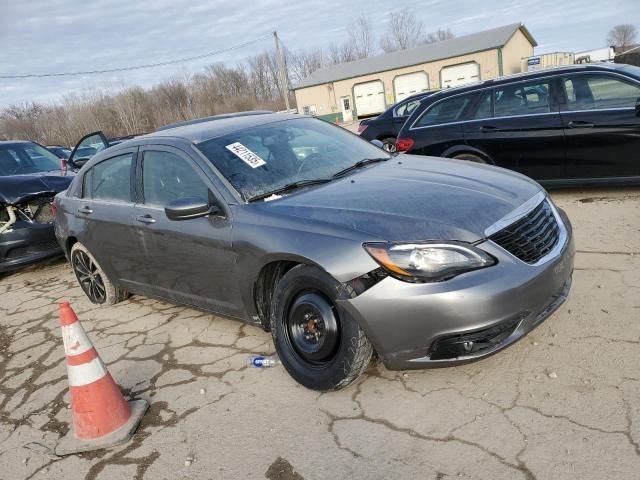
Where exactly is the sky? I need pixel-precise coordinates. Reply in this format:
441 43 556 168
0 0 638 107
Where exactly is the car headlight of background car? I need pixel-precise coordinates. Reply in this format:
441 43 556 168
364 242 496 282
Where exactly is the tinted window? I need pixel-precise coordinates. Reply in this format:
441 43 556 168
142 150 209 206
90 154 133 202
196 117 390 201
471 91 492 120
494 80 551 117
414 94 475 127
0 143 60 176
564 74 640 111
394 98 421 117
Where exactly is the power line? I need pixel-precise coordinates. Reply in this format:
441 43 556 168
0 34 273 79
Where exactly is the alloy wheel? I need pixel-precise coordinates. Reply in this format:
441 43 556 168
382 141 397 153
72 250 107 303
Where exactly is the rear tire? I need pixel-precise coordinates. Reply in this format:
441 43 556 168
381 137 397 153
270 265 373 391
70 242 128 305
452 152 487 164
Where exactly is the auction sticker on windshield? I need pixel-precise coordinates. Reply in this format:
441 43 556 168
225 142 266 168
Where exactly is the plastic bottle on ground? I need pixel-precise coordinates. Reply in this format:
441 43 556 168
247 355 280 368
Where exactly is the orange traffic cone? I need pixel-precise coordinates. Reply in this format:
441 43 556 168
55 302 148 456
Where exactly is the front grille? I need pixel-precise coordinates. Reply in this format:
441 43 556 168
489 200 560 264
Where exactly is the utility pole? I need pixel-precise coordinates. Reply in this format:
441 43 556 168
273 31 290 111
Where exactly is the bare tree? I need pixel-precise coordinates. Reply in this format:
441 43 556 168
327 42 357 64
425 28 455 44
607 24 638 49
380 9 425 52
288 48 326 83
349 14 374 59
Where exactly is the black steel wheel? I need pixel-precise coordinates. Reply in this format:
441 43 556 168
271 265 373 391
70 242 129 305
286 291 340 364
72 249 106 303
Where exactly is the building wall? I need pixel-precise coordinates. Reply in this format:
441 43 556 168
501 29 535 74
294 49 500 118
293 28 537 119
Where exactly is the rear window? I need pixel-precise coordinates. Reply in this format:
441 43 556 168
413 94 475 127
494 80 551 117
86 153 133 202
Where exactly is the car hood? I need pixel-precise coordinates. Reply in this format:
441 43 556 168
0 173 73 205
263 155 542 242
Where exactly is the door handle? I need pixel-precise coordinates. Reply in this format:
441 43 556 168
136 214 156 225
568 121 594 128
480 125 500 132
77 206 93 214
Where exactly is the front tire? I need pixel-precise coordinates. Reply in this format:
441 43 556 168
270 265 373 391
70 242 128 305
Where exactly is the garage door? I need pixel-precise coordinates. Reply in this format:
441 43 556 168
354 80 386 116
441 63 480 89
393 72 429 102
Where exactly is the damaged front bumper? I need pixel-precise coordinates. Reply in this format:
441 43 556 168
0 220 62 273
337 222 575 370
1 202 63 273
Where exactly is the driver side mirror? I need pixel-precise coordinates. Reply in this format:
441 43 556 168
370 139 384 149
165 197 220 221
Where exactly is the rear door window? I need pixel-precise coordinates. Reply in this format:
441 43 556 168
89 153 133 202
470 90 493 120
494 80 551 117
413 94 475 127
564 74 640 111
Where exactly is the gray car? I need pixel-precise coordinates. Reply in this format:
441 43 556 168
54 113 574 391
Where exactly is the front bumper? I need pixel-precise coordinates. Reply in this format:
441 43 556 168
0 221 63 273
338 214 574 370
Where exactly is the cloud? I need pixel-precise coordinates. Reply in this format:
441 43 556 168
0 0 638 106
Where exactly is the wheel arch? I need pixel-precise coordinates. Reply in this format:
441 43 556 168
441 145 495 164
65 236 78 259
253 256 316 330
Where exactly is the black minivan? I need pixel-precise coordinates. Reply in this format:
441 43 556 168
396 63 640 186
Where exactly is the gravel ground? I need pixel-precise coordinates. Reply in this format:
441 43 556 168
0 187 639 480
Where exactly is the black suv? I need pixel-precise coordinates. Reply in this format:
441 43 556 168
396 63 640 186
358 92 433 152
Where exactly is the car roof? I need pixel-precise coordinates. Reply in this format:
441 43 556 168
425 63 633 99
139 112 302 144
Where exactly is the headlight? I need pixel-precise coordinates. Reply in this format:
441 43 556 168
363 242 496 282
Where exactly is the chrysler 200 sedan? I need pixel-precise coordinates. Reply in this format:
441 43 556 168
54 112 574 391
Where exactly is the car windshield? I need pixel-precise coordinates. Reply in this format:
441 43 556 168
196 117 390 201
0 143 61 177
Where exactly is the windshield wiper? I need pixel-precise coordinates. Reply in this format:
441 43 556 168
331 157 389 179
248 178 332 202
